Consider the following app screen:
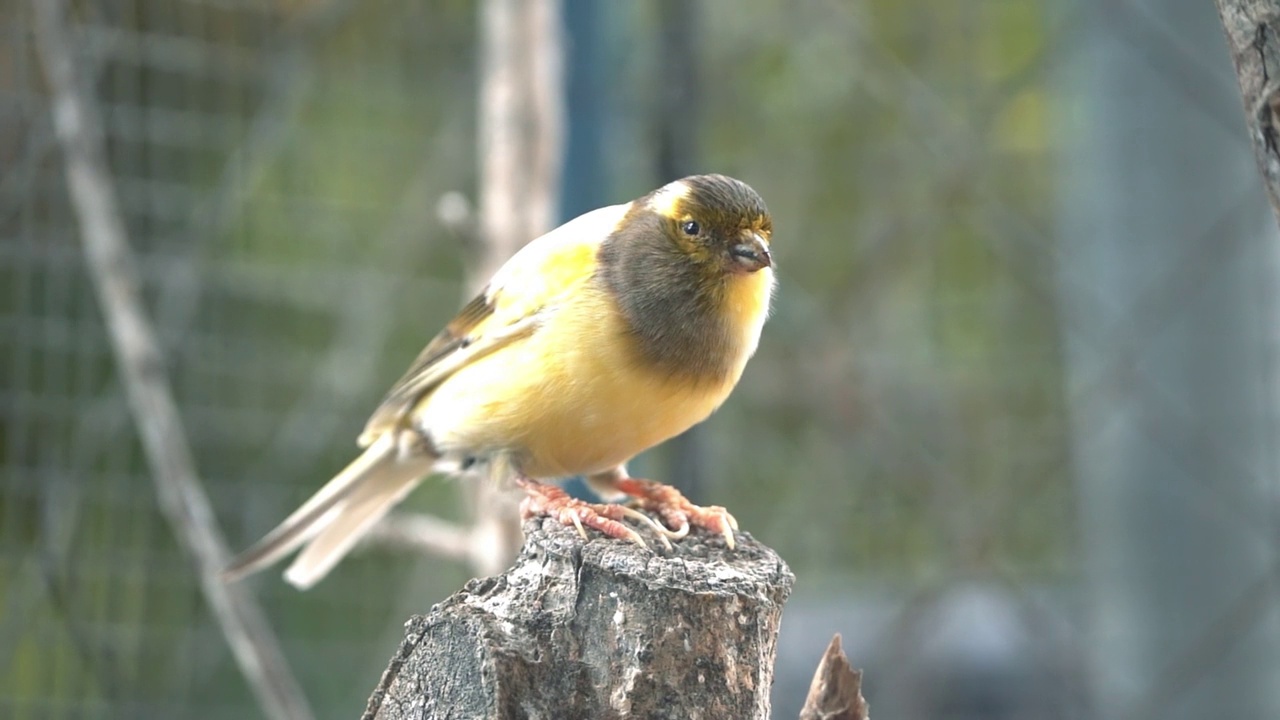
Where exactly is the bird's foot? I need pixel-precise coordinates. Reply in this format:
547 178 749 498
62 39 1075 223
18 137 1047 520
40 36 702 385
516 477 671 549
613 478 739 549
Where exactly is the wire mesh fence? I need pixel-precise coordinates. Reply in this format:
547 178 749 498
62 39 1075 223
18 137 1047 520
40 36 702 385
2 0 1278 719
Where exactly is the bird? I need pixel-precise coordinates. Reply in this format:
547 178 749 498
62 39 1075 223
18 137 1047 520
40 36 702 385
223 173 775 589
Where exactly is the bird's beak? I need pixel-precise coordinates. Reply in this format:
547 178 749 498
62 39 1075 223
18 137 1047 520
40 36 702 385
729 233 772 273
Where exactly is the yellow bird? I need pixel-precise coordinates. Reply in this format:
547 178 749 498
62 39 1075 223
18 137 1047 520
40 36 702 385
224 174 775 589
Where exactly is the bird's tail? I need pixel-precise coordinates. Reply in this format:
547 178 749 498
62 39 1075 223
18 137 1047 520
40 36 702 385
222 433 434 589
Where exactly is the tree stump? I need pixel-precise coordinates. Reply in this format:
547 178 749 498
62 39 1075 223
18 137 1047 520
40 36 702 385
362 515 795 720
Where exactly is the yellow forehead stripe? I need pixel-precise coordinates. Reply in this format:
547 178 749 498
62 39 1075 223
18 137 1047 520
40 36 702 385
647 180 690 219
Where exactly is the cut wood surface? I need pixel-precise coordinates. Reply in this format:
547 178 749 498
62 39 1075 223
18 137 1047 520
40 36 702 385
363 515 795 720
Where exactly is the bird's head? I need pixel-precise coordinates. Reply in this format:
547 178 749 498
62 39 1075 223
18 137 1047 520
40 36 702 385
646 174 773 276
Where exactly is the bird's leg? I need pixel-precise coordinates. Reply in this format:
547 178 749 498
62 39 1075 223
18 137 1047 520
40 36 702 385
587 467 739 549
514 475 658 548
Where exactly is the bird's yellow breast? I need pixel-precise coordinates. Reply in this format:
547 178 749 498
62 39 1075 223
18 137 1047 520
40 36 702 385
414 267 772 478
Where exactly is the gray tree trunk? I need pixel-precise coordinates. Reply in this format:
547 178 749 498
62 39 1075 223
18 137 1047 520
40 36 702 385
1057 1 1280 718
363 518 795 720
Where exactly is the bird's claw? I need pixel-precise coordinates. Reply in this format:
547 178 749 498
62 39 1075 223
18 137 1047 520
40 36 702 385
617 479 740 549
517 476 738 550
517 479 649 548
616 506 674 551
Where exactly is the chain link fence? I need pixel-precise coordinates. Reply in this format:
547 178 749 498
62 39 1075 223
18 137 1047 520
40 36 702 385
2 1 1278 719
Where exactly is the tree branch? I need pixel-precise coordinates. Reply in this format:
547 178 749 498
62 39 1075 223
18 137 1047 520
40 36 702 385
798 635 870 720
1216 0 1280 226
31 4 314 720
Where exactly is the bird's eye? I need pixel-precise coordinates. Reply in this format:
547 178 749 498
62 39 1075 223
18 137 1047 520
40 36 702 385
681 220 700 236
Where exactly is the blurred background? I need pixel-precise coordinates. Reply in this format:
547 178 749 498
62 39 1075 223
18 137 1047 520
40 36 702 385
4 0 1280 718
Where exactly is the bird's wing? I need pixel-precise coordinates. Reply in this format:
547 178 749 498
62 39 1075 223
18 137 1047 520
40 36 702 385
357 202 631 445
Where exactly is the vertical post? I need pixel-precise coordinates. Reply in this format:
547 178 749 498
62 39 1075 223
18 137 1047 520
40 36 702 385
471 0 565 574
560 0 609 218
1056 2 1280 719
476 0 564 285
654 0 708 501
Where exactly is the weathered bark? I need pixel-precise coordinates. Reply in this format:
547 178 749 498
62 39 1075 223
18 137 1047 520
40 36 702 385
362 516 794 720
798 635 869 720
1217 0 1280 226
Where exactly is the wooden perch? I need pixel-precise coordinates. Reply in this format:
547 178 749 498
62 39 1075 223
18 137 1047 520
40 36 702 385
362 515 795 720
